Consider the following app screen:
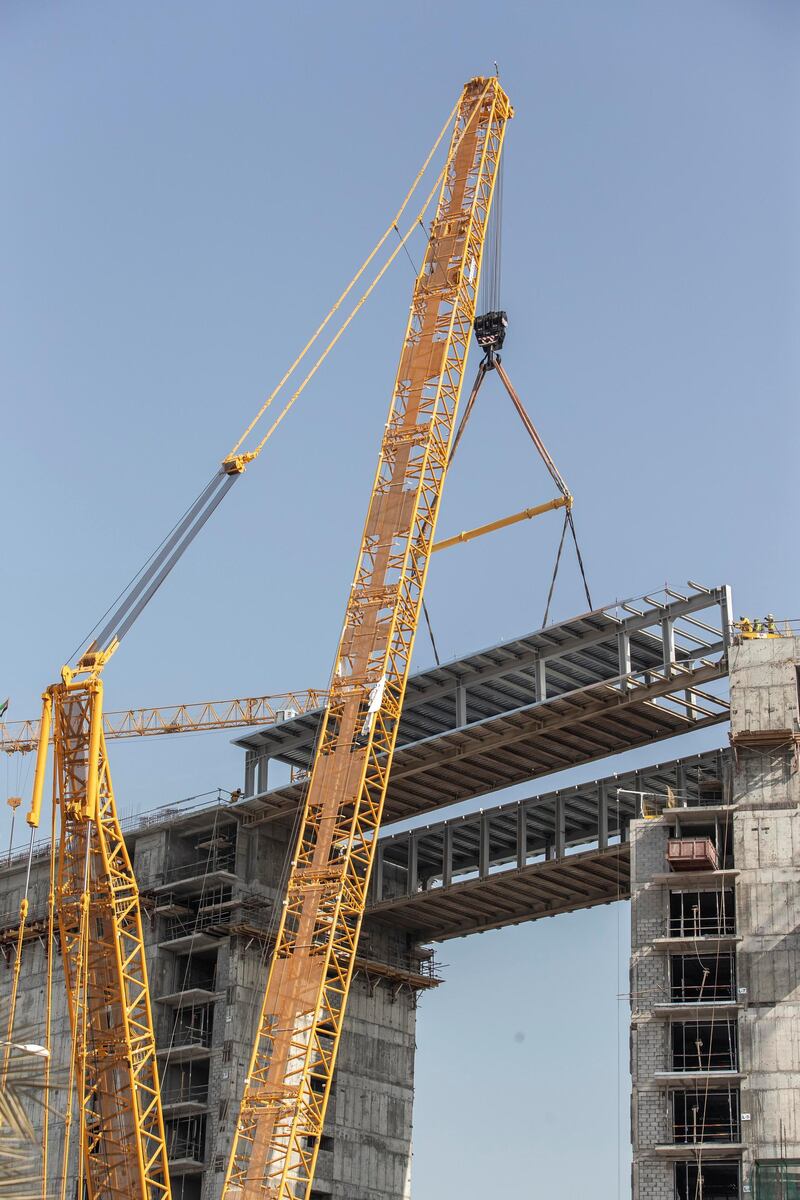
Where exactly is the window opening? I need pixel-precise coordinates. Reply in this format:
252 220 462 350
669 889 735 938
675 1161 740 1200
670 952 736 1004
671 1020 738 1072
672 1088 740 1144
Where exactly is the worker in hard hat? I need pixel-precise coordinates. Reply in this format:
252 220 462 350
766 614 779 637
738 616 752 636
753 617 764 637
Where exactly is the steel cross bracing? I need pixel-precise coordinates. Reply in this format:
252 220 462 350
53 679 170 1200
222 76 513 1200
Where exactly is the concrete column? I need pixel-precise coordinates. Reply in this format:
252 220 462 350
729 636 800 1195
455 681 467 727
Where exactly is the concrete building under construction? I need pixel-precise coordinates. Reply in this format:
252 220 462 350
2 581 799 1200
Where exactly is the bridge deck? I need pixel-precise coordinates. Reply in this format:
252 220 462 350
366 748 729 940
234 586 732 827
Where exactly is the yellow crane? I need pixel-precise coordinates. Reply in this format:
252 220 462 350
223 75 513 1200
7 72 577 1200
5 76 516 1200
1 692 325 756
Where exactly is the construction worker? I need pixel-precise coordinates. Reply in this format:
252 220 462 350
738 616 752 636
753 617 764 637
766 614 779 636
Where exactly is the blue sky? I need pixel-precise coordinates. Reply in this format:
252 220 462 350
2 2 798 1196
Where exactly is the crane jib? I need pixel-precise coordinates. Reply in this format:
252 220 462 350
90 467 238 659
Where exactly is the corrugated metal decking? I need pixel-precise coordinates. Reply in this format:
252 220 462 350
234 585 732 827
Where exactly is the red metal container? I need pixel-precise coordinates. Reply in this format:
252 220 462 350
667 837 719 872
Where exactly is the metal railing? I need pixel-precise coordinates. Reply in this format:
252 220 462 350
169 1009 213 1050
162 1081 209 1107
669 980 737 1004
1 790 237 875
160 850 236 884
671 1050 738 1073
673 1117 740 1144
175 973 216 995
668 899 736 939
166 1132 205 1163
673 1093 740 1144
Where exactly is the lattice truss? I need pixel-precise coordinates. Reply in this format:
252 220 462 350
54 680 170 1200
223 76 513 1200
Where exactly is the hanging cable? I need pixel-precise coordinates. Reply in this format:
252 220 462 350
566 511 594 611
228 79 493 463
226 95 463 461
422 599 441 668
60 83 495 674
542 510 569 628
448 360 489 467
478 146 504 314
240 85 493 463
393 224 421 276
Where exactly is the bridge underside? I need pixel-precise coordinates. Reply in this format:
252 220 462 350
367 747 729 940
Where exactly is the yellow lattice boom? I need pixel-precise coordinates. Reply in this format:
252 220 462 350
223 75 513 1200
1 691 325 755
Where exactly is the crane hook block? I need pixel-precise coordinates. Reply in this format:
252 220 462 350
474 310 508 354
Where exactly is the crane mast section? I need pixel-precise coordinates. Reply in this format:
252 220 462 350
53 679 171 1200
224 76 512 1200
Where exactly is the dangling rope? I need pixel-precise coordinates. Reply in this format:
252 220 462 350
542 510 569 627
567 510 593 611
489 359 595 620
421 599 441 668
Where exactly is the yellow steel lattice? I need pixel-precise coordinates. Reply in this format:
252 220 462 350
223 75 513 1200
52 680 171 1200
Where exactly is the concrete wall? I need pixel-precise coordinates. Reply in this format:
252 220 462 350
731 638 800 1191
630 634 800 1200
0 809 420 1200
630 817 672 1199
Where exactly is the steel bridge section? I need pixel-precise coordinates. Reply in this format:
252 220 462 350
365 747 732 940
234 584 732 827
